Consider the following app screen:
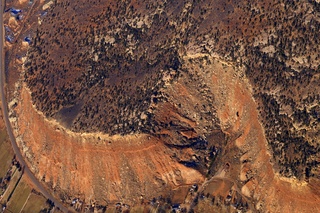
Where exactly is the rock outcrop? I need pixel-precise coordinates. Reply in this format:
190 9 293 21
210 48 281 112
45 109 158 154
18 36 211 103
5 0 319 211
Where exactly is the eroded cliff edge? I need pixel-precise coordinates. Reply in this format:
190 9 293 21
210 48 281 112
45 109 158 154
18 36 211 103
5 0 320 212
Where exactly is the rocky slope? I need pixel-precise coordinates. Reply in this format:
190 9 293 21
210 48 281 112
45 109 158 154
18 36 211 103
4 0 320 211
25 0 320 180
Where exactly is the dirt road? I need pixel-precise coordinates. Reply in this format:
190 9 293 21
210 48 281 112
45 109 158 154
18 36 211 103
0 2 69 212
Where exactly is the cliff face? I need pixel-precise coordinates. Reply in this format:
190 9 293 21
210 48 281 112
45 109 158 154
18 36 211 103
7 0 320 211
25 0 319 180
14 85 205 204
16 53 236 205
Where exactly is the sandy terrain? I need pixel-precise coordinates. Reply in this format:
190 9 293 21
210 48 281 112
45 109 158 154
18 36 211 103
3 0 319 210
10 53 320 211
201 55 320 213
12 83 204 205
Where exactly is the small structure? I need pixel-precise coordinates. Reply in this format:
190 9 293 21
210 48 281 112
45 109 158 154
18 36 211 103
5 26 11 32
71 198 78 205
192 184 198 191
172 204 181 212
24 37 32 44
5 35 14 43
10 8 22 15
41 11 48 16
16 14 23 21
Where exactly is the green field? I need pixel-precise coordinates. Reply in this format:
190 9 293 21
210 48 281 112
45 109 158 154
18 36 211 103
1 168 21 202
21 193 49 213
6 177 32 213
0 128 13 178
0 115 49 212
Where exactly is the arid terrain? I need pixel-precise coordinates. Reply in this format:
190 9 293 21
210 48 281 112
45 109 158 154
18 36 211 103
2 0 320 212
0 97 54 212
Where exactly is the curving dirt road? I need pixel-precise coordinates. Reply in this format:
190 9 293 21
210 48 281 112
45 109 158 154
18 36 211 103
0 1 68 212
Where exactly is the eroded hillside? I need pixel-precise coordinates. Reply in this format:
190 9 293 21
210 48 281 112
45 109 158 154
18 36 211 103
3 0 320 212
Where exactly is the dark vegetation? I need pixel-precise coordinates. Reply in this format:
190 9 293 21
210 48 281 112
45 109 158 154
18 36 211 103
25 0 319 183
188 0 320 180
25 0 181 135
